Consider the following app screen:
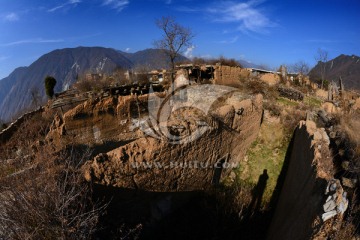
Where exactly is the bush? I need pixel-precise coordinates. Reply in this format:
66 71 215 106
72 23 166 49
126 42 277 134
0 148 106 239
73 78 94 92
0 111 108 239
234 75 279 101
44 76 57 99
264 101 281 116
73 74 131 93
281 108 306 135
191 57 207 65
190 56 243 67
217 56 242 67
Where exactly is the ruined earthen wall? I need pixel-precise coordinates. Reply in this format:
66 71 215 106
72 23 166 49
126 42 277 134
83 94 263 191
213 65 250 86
267 121 332 240
260 73 280 86
47 94 156 147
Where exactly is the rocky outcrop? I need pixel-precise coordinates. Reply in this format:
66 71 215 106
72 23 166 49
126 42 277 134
267 120 335 240
278 86 304 101
321 179 348 222
82 91 263 191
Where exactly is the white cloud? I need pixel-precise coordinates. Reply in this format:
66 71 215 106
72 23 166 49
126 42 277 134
48 0 81 12
0 38 64 47
219 36 239 44
125 47 131 52
200 54 212 59
208 0 274 34
102 0 129 11
4 13 19 22
184 45 195 58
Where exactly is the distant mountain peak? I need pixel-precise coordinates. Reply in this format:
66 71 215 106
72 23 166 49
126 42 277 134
309 54 360 90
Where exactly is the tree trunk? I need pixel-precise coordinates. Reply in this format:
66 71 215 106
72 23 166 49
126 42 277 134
171 59 175 94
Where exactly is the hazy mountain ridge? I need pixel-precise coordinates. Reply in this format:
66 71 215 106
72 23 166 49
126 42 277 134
237 60 263 69
120 48 189 70
0 47 188 122
309 54 360 90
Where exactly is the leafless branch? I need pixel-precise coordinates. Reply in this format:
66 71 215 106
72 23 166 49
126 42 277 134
154 16 194 82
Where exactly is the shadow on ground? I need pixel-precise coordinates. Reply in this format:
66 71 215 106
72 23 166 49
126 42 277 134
93 131 296 240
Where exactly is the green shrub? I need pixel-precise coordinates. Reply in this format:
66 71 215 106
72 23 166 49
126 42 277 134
44 76 57 98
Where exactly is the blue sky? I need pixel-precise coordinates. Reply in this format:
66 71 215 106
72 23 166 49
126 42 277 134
0 0 359 79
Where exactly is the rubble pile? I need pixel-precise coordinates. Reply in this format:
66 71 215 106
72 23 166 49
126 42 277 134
322 179 349 222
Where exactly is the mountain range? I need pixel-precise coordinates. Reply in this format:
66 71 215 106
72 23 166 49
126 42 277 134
309 54 360 90
0 47 188 122
1 47 358 122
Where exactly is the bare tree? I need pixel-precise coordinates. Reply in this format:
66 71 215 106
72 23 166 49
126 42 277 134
292 60 310 76
154 16 194 84
314 48 328 89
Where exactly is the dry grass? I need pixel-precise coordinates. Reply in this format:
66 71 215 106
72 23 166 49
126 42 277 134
0 111 54 178
263 100 282 117
72 74 132 93
239 76 279 99
321 111 360 239
236 118 289 209
73 77 110 93
335 192 360 239
0 109 107 239
304 95 323 109
281 108 307 135
0 147 106 239
340 111 360 156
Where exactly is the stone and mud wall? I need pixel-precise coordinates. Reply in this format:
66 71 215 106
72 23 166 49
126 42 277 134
267 120 334 240
47 87 264 191
47 94 158 147
213 65 250 86
81 92 263 191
